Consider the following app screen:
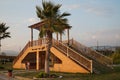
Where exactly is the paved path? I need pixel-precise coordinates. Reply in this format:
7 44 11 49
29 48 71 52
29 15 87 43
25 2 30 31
0 74 8 80
0 70 35 80
0 73 18 80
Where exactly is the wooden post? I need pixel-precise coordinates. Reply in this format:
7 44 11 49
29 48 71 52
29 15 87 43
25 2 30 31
90 60 93 73
31 28 33 47
56 33 58 41
67 29 70 45
51 54 54 66
60 33 62 42
72 38 73 45
36 51 40 70
67 47 69 57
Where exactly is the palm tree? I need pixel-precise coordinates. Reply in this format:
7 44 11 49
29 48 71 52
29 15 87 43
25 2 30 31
0 23 11 54
36 1 71 74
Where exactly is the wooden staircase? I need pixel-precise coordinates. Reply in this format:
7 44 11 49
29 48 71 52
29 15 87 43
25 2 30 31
13 38 93 73
13 41 31 65
13 38 47 68
52 39 92 73
68 39 113 73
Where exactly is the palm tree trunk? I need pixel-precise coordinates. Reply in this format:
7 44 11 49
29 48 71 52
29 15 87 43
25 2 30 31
45 43 50 74
45 31 52 74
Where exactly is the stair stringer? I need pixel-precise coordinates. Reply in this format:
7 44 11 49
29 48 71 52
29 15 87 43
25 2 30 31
69 39 113 65
50 47 90 73
13 48 32 69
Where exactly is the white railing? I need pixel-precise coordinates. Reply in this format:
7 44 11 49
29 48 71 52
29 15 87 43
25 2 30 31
69 39 113 65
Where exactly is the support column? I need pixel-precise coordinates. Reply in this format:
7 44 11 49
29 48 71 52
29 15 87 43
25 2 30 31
31 28 33 47
67 29 70 45
56 33 58 41
51 54 54 66
36 51 40 70
60 33 62 42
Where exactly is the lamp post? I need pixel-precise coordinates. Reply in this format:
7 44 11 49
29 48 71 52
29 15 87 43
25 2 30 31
0 39 1 54
97 40 99 51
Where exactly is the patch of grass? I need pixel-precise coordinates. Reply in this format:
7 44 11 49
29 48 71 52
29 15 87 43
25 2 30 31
0 62 12 70
1 62 120 80
15 71 40 79
14 66 120 80
113 66 120 72
35 71 59 78
0 66 4 69
111 53 120 64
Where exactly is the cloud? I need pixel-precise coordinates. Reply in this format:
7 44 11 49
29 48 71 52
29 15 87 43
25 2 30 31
86 7 112 16
21 17 40 28
74 28 120 46
91 35 97 39
63 4 80 11
81 3 114 16
90 29 120 46
63 3 114 16
28 18 39 23
85 7 104 15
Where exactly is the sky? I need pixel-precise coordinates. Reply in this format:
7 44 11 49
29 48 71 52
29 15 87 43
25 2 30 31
0 0 120 54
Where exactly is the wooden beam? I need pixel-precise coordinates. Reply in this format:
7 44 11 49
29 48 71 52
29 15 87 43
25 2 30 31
31 28 33 47
56 33 58 41
60 33 62 42
36 51 40 70
67 29 70 45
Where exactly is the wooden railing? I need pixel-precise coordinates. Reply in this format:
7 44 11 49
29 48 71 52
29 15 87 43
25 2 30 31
69 39 113 65
52 39 92 73
13 38 47 65
13 38 93 73
13 41 31 64
32 38 47 47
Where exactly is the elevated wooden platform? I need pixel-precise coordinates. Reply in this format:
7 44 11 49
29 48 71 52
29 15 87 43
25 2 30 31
13 38 112 73
13 38 92 73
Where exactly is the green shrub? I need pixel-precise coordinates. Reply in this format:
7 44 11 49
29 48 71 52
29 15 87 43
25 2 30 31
35 72 49 78
0 66 4 69
35 72 58 78
36 72 43 78
115 47 120 54
50 74 58 78
8 69 13 72
111 53 120 64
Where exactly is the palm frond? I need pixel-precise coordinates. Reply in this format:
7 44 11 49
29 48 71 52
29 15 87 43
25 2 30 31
0 22 11 40
36 1 71 37
36 6 45 19
59 12 71 18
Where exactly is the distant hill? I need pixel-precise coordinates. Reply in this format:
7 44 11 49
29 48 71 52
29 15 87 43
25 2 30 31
90 46 119 51
1 50 18 56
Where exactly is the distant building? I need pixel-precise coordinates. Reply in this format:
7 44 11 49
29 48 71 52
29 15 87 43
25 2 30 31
0 55 16 62
90 46 117 52
90 46 120 55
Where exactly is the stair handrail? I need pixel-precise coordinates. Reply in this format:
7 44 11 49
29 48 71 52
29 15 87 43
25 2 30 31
32 38 47 46
13 38 47 65
69 39 113 65
13 41 31 64
52 39 92 73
